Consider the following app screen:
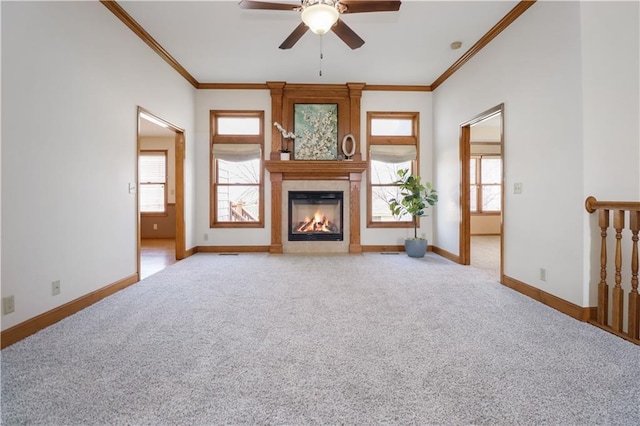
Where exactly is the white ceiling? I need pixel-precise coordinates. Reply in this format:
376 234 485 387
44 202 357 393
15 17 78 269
119 0 520 86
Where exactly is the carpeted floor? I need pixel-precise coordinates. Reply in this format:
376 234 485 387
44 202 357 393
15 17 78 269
2 253 639 425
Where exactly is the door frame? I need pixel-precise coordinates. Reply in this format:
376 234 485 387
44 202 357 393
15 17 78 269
459 103 504 280
136 107 186 278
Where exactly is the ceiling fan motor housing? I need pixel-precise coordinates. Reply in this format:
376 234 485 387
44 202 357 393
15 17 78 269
301 0 341 35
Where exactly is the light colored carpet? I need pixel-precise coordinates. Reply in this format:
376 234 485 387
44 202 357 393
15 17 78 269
2 253 639 425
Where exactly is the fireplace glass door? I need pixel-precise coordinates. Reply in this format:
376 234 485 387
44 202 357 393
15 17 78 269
288 191 343 241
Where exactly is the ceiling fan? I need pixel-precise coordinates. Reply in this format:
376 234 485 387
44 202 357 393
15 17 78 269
239 0 401 50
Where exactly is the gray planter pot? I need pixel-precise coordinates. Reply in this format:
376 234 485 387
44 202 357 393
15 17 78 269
405 238 428 258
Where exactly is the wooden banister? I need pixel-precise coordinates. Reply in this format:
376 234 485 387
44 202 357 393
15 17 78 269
585 196 640 344
585 196 640 213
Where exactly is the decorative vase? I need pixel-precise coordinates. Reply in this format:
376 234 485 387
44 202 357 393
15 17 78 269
341 134 356 160
405 238 428 258
280 152 290 161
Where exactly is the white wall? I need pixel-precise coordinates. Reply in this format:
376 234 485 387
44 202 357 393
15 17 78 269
580 1 640 307
360 91 434 246
1 2 196 330
195 90 272 246
433 1 639 307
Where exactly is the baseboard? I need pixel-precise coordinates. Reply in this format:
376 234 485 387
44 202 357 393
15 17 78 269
185 246 197 257
431 246 461 263
196 245 271 253
502 275 594 322
1 273 139 349
139 236 177 239
362 245 405 252
588 321 640 346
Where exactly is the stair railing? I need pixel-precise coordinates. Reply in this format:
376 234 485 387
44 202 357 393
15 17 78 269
585 196 640 343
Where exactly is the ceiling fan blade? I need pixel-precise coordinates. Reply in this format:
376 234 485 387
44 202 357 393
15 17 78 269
279 22 309 49
238 0 299 11
331 19 365 49
340 0 401 14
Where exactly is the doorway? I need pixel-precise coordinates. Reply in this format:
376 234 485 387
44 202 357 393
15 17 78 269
137 107 186 279
459 104 504 281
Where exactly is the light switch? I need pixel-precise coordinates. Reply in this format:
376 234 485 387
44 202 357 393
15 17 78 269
128 183 136 194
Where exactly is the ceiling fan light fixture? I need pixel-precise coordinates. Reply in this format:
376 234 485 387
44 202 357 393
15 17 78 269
301 1 340 35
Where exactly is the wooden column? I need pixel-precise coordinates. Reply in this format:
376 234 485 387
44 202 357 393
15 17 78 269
612 210 625 332
629 211 640 339
267 81 286 160
597 209 610 325
270 172 283 254
349 172 362 254
347 82 365 161
175 132 186 259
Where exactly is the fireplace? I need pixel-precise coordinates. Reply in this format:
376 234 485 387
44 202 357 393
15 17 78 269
288 191 343 241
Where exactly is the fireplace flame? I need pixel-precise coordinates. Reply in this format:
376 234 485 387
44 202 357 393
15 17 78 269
295 209 336 233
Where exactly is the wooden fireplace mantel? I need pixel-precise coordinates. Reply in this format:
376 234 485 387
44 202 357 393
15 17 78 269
266 160 367 254
265 160 367 179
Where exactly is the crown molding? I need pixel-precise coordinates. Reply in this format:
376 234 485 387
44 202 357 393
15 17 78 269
430 0 537 90
100 0 200 89
198 83 270 90
363 85 431 92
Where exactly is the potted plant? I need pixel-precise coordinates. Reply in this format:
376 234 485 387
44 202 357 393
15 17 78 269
274 122 294 160
279 148 291 161
388 168 438 258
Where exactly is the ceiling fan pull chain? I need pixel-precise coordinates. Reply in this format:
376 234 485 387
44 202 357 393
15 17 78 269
319 34 324 77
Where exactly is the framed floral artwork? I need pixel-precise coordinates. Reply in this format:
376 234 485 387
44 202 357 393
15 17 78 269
293 103 338 160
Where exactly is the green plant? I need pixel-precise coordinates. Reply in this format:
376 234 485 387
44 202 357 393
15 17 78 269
388 168 438 239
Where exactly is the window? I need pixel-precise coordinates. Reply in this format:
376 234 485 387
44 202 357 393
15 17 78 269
367 112 419 227
139 151 167 215
471 155 502 213
210 111 264 227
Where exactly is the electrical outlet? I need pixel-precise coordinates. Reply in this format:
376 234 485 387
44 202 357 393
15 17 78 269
540 268 547 282
52 280 61 296
2 295 15 315
203 234 209 242
153 224 158 230
514 182 523 194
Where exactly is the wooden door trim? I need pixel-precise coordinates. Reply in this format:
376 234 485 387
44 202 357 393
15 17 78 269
459 104 504 278
137 107 187 274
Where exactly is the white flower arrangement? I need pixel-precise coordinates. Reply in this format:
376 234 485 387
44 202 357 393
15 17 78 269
273 122 295 153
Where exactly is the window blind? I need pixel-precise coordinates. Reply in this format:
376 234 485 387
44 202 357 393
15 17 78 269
213 144 262 162
139 152 166 183
139 152 166 213
369 145 417 163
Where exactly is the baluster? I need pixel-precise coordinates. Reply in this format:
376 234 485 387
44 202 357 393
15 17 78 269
629 211 639 340
598 209 610 325
612 210 625 332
